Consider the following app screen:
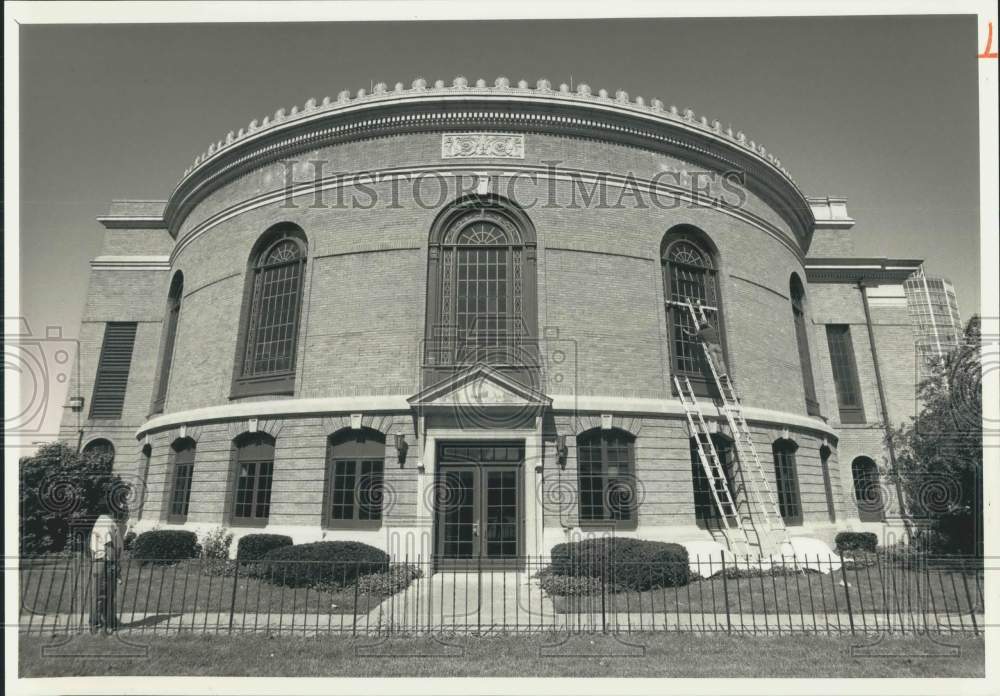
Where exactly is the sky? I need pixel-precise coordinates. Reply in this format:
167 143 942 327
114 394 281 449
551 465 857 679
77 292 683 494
15 16 982 439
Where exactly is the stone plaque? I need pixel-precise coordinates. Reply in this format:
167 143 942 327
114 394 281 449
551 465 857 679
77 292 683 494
441 133 525 159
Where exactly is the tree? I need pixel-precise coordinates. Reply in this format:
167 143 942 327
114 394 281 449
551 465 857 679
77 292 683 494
19 442 130 556
887 316 983 556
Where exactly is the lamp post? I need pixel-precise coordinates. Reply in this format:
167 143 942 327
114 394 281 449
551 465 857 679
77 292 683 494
69 396 85 453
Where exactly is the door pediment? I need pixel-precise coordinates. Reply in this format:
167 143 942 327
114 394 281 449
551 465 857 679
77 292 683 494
408 363 551 411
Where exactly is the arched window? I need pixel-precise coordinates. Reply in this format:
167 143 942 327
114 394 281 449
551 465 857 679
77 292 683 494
851 456 884 522
229 433 275 525
662 228 725 395
576 428 636 529
231 224 307 398
323 428 386 529
151 271 184 414
167 438 196 523
790 274 820 416
424 196 538 382
772 439 802 525
690 434 737 527
83 438 115 467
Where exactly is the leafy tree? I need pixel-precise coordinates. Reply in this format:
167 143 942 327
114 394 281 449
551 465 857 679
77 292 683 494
887 316 983 556
18 442 129 556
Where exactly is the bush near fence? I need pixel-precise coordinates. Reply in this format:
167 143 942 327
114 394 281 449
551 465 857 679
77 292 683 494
131 530 200 563
551 538 689 591
835 532 879 554
236 534 293 562
251 541 389 588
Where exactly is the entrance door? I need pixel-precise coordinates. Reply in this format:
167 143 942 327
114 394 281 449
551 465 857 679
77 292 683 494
435 442 523 570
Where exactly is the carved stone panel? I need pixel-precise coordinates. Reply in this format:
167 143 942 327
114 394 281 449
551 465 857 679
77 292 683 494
441 133 525 159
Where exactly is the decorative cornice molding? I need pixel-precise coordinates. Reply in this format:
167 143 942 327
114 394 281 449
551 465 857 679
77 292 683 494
164 79 815 245
91 256 171 271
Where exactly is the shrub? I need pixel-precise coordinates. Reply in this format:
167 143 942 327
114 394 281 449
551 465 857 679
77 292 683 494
357 564 423 596
131 530 200 563
200 527 235 576
551 538 689 590
253 541 389 587
236 533 293 562
536 567 612 596
123 531 137 551
835 532 878 554
19 442 129 555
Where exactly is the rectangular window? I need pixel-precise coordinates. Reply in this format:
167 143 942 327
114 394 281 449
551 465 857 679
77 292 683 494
326 459 384 528
773 445 802 525
825 324 865 424
233 460 273 521
89 322 138 419
168 445 195 522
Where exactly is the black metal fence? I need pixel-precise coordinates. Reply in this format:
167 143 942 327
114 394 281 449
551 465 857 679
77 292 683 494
17 553 984 636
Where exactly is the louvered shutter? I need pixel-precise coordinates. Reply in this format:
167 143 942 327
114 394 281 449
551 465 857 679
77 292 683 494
89 322 138 419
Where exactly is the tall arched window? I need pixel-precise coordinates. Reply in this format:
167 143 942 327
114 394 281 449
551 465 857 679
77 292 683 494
83 438 115 467
229 432 275 525
662 228 725 395
167 438 196 523
576 428 636 529
690 434 737 527
772 439 802 525
851 456 884 522
151 271 184 414
231 224 307 398
323 428 386 529
424 196 538 384
790 274 820 416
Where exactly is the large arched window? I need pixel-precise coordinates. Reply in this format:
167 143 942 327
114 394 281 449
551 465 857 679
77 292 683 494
167 438 196 523
690 433 737 527
323 428 386 529
662 228 726 395
231 224 307 398
576 428 637 529
151 271 184 414
229 432 275 525
424 196 538 383
790 274 820 416
851 456 884 522
82 438 115 467
772 439 802 525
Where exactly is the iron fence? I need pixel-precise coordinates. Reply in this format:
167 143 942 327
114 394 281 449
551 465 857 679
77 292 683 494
16 552 985 637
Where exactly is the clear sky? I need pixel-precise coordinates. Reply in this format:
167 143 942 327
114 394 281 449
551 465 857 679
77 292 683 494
16 16 981 436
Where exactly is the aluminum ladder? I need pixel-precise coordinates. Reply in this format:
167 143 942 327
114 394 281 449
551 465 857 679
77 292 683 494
675 374 752 555
684 301 791 554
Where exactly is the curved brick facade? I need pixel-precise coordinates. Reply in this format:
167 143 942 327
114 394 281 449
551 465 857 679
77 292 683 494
62 79 920 558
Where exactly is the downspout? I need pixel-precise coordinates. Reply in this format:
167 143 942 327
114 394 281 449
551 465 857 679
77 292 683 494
858 281 912 542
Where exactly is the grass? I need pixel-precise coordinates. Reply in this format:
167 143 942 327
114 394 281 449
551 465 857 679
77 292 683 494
549 565 985 617
19 558 395 617
18 633 985 678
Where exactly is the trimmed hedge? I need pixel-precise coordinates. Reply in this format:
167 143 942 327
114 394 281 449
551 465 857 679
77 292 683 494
551 538 689 590
236 533 293 562
130 530 199 563
835 531 879 554
253 541 389 587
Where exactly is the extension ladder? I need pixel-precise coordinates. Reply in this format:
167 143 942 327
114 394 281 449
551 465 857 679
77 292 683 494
682 301 791 554
675 374 752 555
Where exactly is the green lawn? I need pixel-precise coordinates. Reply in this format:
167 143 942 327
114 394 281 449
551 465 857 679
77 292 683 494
19 559 388 616
550 566 984 617
18 633 985 678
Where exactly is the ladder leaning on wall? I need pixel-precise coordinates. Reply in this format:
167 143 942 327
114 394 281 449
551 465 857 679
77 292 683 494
673 300 792 556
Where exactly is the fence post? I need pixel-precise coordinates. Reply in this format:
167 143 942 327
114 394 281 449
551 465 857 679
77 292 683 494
352 561 360 636
839 551 855 635
227 557 240 634
720 551 731 634
960 571 979 636
600 555 607 634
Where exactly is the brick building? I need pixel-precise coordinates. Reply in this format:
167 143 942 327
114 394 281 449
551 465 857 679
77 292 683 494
59 76 922 561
